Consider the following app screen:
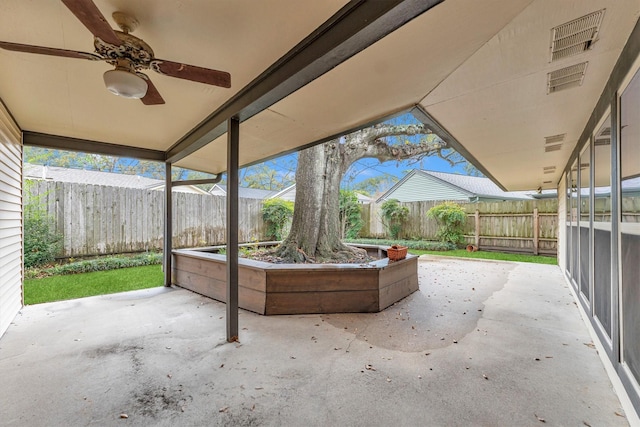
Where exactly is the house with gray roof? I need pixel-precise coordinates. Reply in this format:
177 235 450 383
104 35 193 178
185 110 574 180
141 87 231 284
209 184 279 200
23 163 210 195
376 170 536 203
270 184 372 204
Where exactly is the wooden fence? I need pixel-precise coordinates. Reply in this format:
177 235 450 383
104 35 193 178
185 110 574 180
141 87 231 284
26 180 266 258
362 199 558 255
27 180 558 258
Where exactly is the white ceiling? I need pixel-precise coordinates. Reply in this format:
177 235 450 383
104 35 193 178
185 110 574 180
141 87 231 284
1 0 639 191
0 0 346 150
421 0 640 190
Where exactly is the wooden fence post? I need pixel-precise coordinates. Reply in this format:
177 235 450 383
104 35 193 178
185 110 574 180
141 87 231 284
474 209 480 247
533 207 539 255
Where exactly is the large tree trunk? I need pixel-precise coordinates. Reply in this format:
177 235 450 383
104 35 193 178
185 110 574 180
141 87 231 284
276 142 356 262
275 123 451 263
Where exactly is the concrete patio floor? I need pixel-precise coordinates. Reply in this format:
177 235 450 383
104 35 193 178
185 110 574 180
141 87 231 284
0 257 632 426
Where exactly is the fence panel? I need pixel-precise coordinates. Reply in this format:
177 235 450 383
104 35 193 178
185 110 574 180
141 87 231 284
26 180 558 258
362 199 558 255
25 180 266 258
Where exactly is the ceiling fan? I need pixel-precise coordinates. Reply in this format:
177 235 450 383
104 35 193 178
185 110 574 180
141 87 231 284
0 0 231 105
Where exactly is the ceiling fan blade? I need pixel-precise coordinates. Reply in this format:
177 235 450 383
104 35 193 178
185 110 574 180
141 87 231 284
151 60 231 88
140 77 165 105
61 0 122 46
0 41 100 60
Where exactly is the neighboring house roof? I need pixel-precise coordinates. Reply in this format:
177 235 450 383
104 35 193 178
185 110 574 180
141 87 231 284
23 163 210 195
550 176 640 199
621 176 640 194
269 184 296 202
377 170 536 203
209 184 279 200
355 193 374 204
269 184 373 204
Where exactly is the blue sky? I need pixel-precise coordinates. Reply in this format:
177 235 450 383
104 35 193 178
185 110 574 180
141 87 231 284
345 155 470 183
258 151 471 189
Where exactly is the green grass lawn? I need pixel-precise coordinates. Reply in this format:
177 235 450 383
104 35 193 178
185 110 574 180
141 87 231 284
24 265 164 305
408 249 557 265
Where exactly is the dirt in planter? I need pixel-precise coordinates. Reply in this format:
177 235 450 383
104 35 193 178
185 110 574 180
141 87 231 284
239 245 374 265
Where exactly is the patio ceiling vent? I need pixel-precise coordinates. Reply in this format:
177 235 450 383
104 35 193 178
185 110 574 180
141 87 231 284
543 166 556 174
550 9 605 62
545 134 565 144
594 126 611 146
545 144 562 152
544 134 564 152
547 62 588 94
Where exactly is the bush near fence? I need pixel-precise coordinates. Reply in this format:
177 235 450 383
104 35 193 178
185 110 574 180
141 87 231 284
26 180 558 258
361 199 558 255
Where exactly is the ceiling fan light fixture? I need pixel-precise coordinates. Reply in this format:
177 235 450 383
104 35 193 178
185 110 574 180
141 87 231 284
103 69 148 99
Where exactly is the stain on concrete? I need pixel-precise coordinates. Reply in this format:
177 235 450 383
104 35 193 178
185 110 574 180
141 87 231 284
132 383 192 418
323 257 515 352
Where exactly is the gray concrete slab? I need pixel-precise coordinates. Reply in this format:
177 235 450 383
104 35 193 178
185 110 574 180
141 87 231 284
0 257 630 426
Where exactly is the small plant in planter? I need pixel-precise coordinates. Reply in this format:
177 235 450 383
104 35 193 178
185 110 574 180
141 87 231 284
426 201 467 246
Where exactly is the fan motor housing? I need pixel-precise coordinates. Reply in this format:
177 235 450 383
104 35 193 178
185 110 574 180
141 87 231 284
94 32 154 70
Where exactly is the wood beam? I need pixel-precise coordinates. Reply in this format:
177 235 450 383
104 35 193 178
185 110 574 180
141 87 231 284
172 176 221 187
23 131 165 161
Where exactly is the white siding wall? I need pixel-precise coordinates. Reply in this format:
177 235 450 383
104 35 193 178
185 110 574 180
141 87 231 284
384 174 469 202
0 102 22 338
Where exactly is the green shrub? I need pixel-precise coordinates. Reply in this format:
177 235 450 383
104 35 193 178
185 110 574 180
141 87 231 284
426 202 467 245
262 198 294 240
24 181 62 268
339 190 364 239
380 199 409 239
25 252 162 279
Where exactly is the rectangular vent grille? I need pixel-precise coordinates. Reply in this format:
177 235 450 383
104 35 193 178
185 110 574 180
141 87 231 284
594 125 611 145
543 166 556 172
545 144 562 152
551 9 605 62
543 181 553 184
545 134 566 144
547 62 588 94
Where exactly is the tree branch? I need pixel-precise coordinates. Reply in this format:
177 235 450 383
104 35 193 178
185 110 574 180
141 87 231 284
339 123 445 170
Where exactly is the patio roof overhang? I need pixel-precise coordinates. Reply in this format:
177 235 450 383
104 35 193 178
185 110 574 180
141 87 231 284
1 0 639 191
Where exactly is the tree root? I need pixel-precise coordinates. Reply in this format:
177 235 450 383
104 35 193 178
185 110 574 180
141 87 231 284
264 242 372 264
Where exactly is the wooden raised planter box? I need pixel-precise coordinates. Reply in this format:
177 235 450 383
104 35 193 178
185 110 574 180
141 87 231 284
171 245 418 315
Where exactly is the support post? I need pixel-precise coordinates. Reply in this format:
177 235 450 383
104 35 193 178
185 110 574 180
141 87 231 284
226 117 240 342
474 209 480 248
533 207 539 255
164 163 172 287
610 97 620 365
